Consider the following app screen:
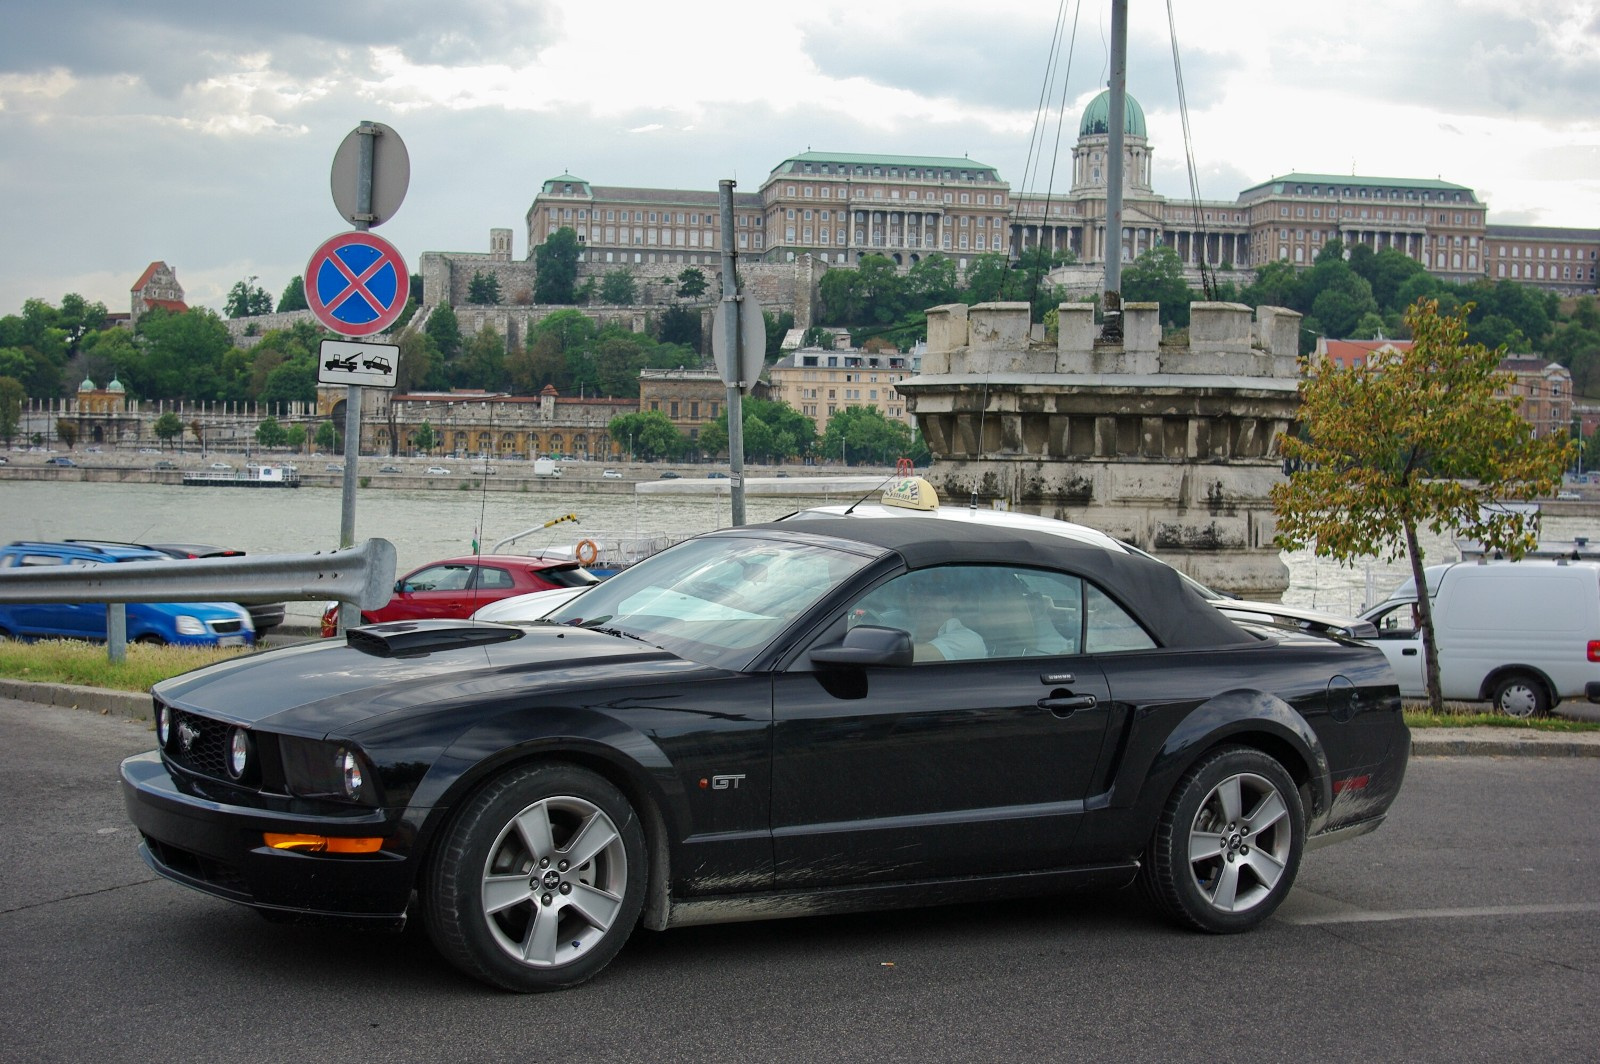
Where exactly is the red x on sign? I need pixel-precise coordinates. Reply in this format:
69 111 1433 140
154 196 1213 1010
305 231 409 337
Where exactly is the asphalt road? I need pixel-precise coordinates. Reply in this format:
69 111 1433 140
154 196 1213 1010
2 697 1596 1064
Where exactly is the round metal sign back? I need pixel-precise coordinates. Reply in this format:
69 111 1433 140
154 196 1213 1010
330 121 409 227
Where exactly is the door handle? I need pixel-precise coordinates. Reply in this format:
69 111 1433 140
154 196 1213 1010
1037 694 1098 715
1401 648 1417 656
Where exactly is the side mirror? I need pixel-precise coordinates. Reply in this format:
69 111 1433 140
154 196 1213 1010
810 625 914 668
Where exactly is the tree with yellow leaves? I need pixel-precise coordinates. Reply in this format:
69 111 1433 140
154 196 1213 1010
1272 299 1574 712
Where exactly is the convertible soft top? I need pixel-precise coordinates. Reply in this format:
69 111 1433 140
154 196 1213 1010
724 517 1257 650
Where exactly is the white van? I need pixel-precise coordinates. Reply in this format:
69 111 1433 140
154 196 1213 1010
1360 559 1600 717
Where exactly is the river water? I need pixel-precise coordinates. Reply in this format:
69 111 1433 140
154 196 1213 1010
3 480 1593 626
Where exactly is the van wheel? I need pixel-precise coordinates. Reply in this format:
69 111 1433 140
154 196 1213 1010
1491 673 1548 719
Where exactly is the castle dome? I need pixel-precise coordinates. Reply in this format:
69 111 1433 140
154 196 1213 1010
79 375 96 392
1079 90 1147 138
107 376 126 393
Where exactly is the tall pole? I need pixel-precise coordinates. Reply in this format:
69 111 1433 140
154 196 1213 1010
718 179 746 526
337 121 375 630
1102 0 1128 341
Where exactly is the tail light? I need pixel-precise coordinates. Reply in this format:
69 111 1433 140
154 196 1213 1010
1588 640 1600 662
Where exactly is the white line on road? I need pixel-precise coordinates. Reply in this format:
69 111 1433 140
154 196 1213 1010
1280 901 1600 926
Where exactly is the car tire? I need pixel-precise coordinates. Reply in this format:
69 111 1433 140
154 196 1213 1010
134 634 165 646
1491 673 1549 719
423 763 646 992
1141 745 1304 934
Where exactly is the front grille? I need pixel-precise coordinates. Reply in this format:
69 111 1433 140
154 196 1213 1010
168 706 230 779
210 619 244 635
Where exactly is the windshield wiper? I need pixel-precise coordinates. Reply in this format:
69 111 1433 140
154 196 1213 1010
587 625 651 645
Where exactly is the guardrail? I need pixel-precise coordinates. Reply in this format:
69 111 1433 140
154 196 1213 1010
0 538 396 662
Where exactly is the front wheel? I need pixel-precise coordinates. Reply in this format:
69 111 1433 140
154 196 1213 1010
1141 745 1304 933
423 763 646 992
1491 673 1549 719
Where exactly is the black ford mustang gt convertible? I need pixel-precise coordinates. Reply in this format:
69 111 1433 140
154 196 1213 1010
122 517 1408 991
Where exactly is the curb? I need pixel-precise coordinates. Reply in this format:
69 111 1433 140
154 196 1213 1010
0 679 151 721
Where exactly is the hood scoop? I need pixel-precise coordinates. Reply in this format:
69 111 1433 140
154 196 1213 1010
346 620 525 658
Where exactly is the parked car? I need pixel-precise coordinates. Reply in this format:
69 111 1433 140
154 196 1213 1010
144 543 286 634
425 466 452 475
318 554 600 634
378 465 402 474
468 584 590 622
785 478 1378 640
123 517 1407 992
0 541 254 647
1360 559 1600 717
209 462 233 472
658 471 681 479
602 469 623 479
152 460 177 470
326 463 343 474
45 456 77 467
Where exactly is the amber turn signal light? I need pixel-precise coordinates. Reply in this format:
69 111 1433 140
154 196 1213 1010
264 833 382 853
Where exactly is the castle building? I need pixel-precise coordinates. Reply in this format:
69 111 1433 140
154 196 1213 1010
513 91 1595 296
129 261 188 324
766 348 916 438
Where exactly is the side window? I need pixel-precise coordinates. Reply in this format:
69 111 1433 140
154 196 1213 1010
1370 602 1420 639
17 554 69 567
1083 583 1157 653
477 567 515 591
403 564 472 592
848 565 1088 662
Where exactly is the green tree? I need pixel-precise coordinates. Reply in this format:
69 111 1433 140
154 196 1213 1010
151 411 184 449
413 421 436 454
285 424 307 452
0 375 23 446
599 268 637 305
315 420 340 452
763 310 794 358
1121 245 1196 327
467 271 503 305
676 268 708 300
801 326 835 350
224 276 274 318
606 410 684 461
697 398 817 463
255 416 288 449
277 275 308 313
425 303 463 361
534 227 582 305
453 326 508 390
659 305 702 350
819 405 914 467
1272 299 1575 712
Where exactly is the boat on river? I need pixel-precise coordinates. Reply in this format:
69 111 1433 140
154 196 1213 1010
181 464 301 488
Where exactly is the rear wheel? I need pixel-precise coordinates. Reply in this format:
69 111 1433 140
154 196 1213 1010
133 634 165 646
423 763 646 992
1141 745 1304 933
1491 673 1549 719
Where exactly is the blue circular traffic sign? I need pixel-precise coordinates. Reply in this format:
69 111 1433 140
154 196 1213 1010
305 231 409 337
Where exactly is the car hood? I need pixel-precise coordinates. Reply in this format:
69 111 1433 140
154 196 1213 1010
152 620 686 735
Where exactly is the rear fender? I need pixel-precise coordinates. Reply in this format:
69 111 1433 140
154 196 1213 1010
1112 689 1331 836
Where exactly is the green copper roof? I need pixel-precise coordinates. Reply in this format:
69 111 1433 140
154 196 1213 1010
1240 172 1477 196
541 174 591 194
1079 90 1147 138
770 151 1000 177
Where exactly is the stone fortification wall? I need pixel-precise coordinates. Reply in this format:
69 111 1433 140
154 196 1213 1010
901 300 1303 598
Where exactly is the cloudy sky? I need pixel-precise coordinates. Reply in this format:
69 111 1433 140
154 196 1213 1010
2 0 1596 318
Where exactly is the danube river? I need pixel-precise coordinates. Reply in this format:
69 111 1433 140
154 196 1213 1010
3 479 1592 625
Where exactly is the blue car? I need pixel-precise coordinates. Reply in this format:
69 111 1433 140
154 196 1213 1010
0 541 255 647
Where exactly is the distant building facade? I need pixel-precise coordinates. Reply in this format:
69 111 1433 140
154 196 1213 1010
129 261 187 324
766 348 917 438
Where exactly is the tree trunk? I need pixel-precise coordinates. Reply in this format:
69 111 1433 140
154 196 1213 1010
1404 518 1444 713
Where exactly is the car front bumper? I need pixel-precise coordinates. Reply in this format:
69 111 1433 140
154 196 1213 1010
120 750 414 924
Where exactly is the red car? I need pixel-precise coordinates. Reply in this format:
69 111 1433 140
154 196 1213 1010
321 555 599 635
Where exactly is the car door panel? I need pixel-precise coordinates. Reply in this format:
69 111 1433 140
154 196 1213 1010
770 656 1112 887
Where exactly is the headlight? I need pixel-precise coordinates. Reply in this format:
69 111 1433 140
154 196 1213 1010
227 728 251 778
338 747 364 800
278 736 377 805
155 704 170 747
175 615 207 636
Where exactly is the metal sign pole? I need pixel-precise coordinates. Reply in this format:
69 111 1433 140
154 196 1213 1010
337 121 378 630
718 179 746 526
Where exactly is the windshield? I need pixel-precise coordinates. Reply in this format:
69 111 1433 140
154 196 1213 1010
546 533 878 669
